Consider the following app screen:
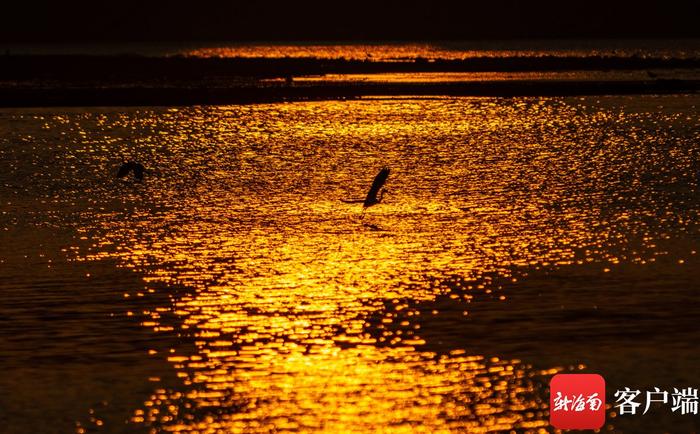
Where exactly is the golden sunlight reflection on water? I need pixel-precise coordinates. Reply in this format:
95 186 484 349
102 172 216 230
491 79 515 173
182 42 700 61
3 96 699 432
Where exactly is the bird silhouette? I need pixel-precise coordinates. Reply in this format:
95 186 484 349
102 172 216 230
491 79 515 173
362 167 390 208
117 161 145 181
342 167 390 211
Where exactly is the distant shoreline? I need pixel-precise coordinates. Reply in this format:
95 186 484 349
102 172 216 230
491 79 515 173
1 55 699 106
1 80 699 108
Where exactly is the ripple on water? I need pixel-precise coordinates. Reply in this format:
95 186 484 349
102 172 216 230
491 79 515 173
1 96 699 432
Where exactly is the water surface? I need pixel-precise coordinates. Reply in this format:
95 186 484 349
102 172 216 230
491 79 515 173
4 39 700 60
1 96 699 432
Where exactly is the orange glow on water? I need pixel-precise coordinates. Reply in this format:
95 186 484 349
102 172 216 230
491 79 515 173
5 95 699 432
181 42 700 61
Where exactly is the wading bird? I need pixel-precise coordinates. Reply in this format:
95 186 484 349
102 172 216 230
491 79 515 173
342 167 390 211
117 161 145 181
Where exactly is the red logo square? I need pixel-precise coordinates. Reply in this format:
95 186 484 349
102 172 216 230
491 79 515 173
550 374 606 429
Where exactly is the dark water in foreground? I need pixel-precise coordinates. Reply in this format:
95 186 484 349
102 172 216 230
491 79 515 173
1 96 700 432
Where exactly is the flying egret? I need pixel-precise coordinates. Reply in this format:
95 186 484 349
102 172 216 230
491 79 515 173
117 161 145 181
342 167 390 211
